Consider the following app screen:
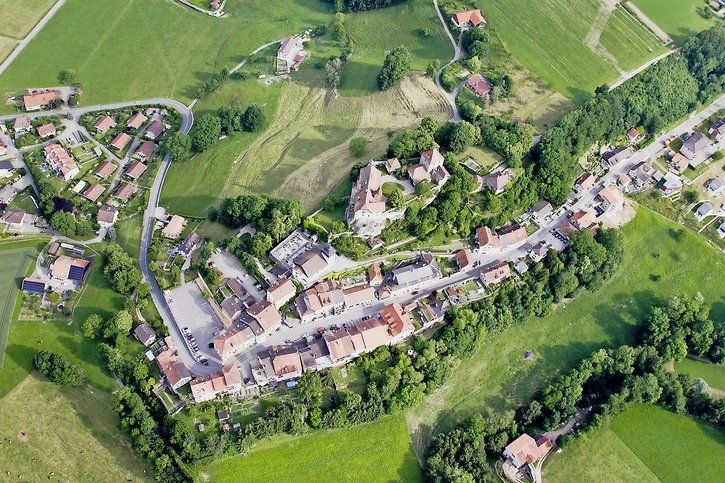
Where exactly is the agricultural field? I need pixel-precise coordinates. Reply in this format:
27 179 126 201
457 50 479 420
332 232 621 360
545 404 725 483
196 415 422 483
675 357 725 390
599 6 669 71
0 0 57 39
406 207 725 451
341 0 452 95
0 375 148 482
465 0 667 101
631 0 720 44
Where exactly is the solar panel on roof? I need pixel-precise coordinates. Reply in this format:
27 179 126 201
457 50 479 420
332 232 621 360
22 280 46 294
68 265 87 281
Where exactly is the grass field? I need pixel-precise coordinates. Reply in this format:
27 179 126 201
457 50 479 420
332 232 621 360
341 0 452 95
197 415 421 483
0 374 148 482
406 207 725 452
0 240 43 368
0 0 334 108
115 214 143 259
631 0 720 44
471 0 667 101
546 405 725 483
675 357 725 390
600 6 669 71
0 0 57 39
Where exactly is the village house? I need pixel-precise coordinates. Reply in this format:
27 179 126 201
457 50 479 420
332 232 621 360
483 169 512 194
480 260 511 285
694 202 714 222
110 132 132 151
291 244 336 283
709 119 725 140
475 225 500 252
214 327 255 362
346 161 386 224
156 337 192 390
450 9 486 28
408 148 450 186
97 204 118 227
706 178 724 196
295 279 346 322
626 127 641 144
266 277 296 309
497 223 527 247
299 338 332 371
367 263 384 287
93 160 116 180
220 296 244 324
36 123 56 139
94 115 116 134
503 434 553 471
455 249 473 270
596 185 623 211
276 35 306 74
389 254 441 290
0 185 18 205
145 120 166 140
573 172 596 192
570 209 596 230
680 132 710 161
0 139 7 157
134 140 157 161
114 183 135 203
385 157 401 173
530 200 553 223
162 214 186 239
127 112 148 130
528 241 550 263
23 89 62 111
49 255 90 282
178 232 202 258
659 171 683 196
669 151 689 173
0 160 14 178
13 116 32 134
256 346 303 384
1 209 26 230
82 183 105 203
474 223 526 252
133 323 157 346
124 160 148 181
601 146 632 166
44 144 79 181
465 74 493 99
627 162 655 190
342 283 376 307
246 300 283 333
190 363 243 403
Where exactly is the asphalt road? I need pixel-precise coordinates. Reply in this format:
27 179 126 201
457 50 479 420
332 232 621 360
432 0 463 122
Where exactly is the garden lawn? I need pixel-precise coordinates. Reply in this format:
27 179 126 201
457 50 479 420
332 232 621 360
197 415 421 483
406 207 725 451
115 214 143 260
0 375 148 482
631 0 720 44
675 357 725 390
0 0 333 108
546 405 725 483
341 1 452 95
0 0 57 39
599 6 668 72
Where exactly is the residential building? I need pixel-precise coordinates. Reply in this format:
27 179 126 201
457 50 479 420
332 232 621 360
694 202 714 222
256 346 303 384
214 327 254 362
37 123 56 139
44 144 79 181
669 152 689 173
124 161 147 180
573 172 595 192
114 183 135 203
385 157 401 173
247 299 282 333
528 241 549 263
474 225 501 252
145 120 166 140
379 303 415 339
1 209 26 229
570 209 596 230
530 200 553 222
94 115 117 134
134 141 157 160
82 183 105 203
127 112 148 130
626 127 641 144
13 116 32 134
659 172 682 196
706 178 724 196
709 118 725 140
162 214 186 238
367 263 383 286
299 338 332 371
465 74 493 98
0 185 18 204
49 255 90 282
0 160 14 178
628 162 655 189
596 185 623 211
503 434 553 469
292 244 335 282
23 89 61 111
475 223 526 252
389 254 441 290
276 35 306 74
455 249 473 270
407 148 450 186
601 146 632 166
342 284 376 307
133 323 157 346
680 132 710 160
190 363 243 403
497 223 527 247
266 277 296 309
220 296 244 324
450 9 486 28
97 204 118 226
295 280 345 322
178 232 201 258
483 170 512 194
156 338 192 390
480 261 511 285
93 160 116 180
110 132 132 151
21 278 47 295
0 139 7 157
346 161 386 223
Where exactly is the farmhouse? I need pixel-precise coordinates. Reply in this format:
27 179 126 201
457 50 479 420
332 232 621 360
110 132 132 151
12 116 32 133
483 169 512 194
694 202 714 222
124 161 147 180
503 434 553 469
49 255 90 282
134 141 157 160
680 132 710 160
0 160 14 178
127 112 148 130
276 35 306 74
256 346 303 384
97 204 118 227
407 148 450 186
23 89 62 111
82 183 105 203
162 214 186 239
190 363 243 403
114 183 135 203
573 172 595 192
94 115 117 134
44 144 79 181
37 123 56 139
133 323 157 346
93 160 116 180
465 74 493 98
21 278 47 295
145 120 166 140
266 277 296 309
450 9 486 28
709 119 725 140
601 146 632 166
0 185 18 205
480 260 511 285
346 162 386 223
156 338 192 390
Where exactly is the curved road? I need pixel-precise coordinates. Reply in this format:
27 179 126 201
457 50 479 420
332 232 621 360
432 0 463 122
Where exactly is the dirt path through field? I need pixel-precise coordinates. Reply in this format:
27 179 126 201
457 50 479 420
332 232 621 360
584 0 624 74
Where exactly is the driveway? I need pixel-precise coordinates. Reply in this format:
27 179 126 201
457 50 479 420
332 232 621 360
211 251 265 300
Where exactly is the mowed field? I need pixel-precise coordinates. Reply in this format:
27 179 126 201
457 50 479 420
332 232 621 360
197 415 422 483
675 357 725 390
0 0 334 108
406 207 725 451
341 0 452 95
631 0 720 44
475 0 667 101
545 404 725 483
600 6 668 71
0 375 148 482
0 0 57 39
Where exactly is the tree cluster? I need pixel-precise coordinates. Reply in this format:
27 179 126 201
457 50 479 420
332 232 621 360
196 67 230 99
191 104 265 153
329 0 407 12
214 193 304 246
33 351 85 386
104 244 142 295
461 28 490 57
378 46 412 91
